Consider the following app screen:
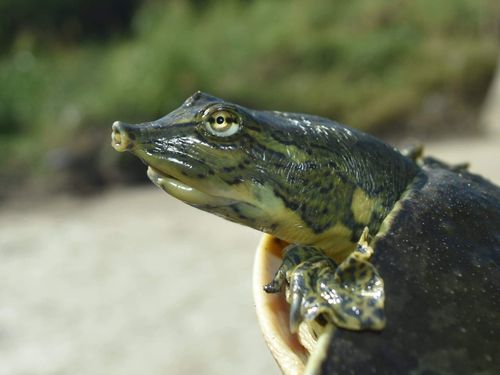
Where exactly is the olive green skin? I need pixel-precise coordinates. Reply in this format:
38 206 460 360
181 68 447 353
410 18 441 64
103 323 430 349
112 92 418 257
323 159 500 374
112 92 500 374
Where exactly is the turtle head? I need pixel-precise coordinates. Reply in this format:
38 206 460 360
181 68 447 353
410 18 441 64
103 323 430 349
112 92 419 253
111 91 293 233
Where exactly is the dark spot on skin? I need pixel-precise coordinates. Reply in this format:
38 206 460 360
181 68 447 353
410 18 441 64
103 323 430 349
306 296 316 304
238 163 246 170
128 132 136 141
357 263 367 271
273 189 301 211
322 208 328 214
181 171 188 176
363 317 374 326
222 166 235 173
373 308 385 320
197 173 205 179
208 169 215 175
227 177 244 185
243 159 251 165
316 314 328 326
319 187 329 194
347 266 356 279
270 223 278 231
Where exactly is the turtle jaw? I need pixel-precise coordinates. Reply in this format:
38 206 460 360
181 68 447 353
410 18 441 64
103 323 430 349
146 166 237 207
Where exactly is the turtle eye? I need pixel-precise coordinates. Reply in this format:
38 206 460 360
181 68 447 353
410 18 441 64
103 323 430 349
203 109 241 137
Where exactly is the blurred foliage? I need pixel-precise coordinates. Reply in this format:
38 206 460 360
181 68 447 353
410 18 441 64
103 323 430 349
0 0 141 48
0 0 499 196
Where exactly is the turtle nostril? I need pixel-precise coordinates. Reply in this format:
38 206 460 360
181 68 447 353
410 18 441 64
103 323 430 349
111 121 133 152
113 127 122 144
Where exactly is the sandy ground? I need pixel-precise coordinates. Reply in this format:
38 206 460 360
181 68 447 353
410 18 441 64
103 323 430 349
0 137 498 375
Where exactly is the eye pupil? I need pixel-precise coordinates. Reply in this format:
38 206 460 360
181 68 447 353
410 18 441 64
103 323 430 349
203 109 240 137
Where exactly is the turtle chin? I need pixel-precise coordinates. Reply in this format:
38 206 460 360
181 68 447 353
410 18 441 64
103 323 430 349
146 167 236 207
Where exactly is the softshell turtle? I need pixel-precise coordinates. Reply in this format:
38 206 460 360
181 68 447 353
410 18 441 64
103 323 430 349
111 92 500 374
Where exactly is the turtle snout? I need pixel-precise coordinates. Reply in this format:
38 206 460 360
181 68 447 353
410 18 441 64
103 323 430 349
111 121 137 152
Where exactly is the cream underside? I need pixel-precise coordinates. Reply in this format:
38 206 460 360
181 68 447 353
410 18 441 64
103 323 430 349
253 235 334 375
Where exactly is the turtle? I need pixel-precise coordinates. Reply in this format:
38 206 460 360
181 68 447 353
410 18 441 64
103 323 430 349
110 92 500 374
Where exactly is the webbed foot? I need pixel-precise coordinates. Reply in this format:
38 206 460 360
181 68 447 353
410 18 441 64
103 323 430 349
264 228 385 332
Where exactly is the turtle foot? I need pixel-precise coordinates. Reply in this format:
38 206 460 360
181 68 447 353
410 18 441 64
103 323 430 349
264 228 386 333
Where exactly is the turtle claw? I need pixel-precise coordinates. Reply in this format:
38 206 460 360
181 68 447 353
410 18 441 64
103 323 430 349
289 292 303 333
263 260 289 293
264 229 386 333
263 279 281 293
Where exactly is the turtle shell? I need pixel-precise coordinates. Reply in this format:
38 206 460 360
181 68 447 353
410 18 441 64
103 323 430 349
255 157 500 374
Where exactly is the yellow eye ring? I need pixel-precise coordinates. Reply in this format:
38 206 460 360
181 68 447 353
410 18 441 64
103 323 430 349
203 109 241 137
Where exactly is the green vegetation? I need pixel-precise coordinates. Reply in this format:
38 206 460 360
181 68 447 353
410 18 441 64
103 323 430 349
0 0 498 194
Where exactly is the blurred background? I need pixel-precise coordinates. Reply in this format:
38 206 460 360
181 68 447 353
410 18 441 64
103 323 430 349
0 0 499 374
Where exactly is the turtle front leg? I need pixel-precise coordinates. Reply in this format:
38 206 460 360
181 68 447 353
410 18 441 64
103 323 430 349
264 228 386 333
264 245 338 332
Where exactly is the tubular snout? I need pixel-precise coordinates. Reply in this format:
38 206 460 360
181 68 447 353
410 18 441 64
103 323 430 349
111 121 138 152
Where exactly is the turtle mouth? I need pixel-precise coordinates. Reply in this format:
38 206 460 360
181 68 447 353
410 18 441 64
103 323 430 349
146 166 236 207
